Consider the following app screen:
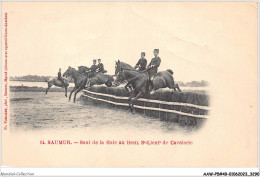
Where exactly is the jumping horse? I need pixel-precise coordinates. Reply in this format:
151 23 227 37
114 60 181 113
63 66 114 103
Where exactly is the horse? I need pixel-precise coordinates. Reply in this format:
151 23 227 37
114 60 181 113
114 61 149 113
45 77 69 97
77 65 114 87
63 67 88 103
63 66 114 103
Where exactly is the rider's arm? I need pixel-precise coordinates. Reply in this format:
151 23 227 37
147 60 152 68
143 59 147 68
135 59 140 68
100 64 104 71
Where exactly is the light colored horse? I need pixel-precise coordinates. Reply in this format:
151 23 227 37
45 77 69 97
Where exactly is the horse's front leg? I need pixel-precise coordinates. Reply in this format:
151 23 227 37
130 91 144 114
65 87 68 97
69 87 77 101
128 91 137 111
73 87 84 103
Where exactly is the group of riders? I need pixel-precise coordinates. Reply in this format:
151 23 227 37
57 48 162 93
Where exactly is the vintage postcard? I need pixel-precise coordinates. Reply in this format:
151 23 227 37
1 1 258 168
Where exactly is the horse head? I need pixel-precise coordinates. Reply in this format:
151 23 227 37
116 60 139 86
115 60 121 76
63 66 73 77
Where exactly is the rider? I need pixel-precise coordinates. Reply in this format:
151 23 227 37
147 49 161 91
85 59 98 87
126 52 147 91
57 68 65 87
134 52 147 71
97 59 107 73
88 59 98 76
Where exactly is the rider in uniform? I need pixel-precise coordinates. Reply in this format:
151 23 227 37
85 59 98 87
134 52 147 71
147 49 161 92
97 59 107 73
125 52 147 92
57 68 65 87
88 59 98 76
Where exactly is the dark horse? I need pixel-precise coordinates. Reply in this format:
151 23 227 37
63 66 114 103
114 60 181 113
45 77 69 97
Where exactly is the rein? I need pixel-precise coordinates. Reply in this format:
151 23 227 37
120 66 148 83
68 68 88 77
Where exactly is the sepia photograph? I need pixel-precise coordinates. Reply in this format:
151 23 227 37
1 1 258 173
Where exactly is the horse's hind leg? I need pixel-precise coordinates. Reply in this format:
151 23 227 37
176 84 182 92
166 78 179 92
46 85 52 97
69 87 77 101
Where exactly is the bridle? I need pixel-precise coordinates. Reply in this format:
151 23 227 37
116 64 148 85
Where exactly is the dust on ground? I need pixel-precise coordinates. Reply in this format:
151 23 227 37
10 92 202 135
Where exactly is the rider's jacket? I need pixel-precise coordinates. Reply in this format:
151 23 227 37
90 64 98 72
135 58 147 71
97 63 104 72
148 56 161 77
58 71 62 79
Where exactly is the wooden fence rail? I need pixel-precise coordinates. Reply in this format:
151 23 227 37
81 87 210 120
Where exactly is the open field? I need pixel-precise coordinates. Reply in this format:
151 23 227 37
9 91 205 134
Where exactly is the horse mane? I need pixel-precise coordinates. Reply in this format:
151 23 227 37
71 67 82 73
120 62 135 70
78 66 90 69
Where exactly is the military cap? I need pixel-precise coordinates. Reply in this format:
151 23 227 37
98 59 101 61
154 49 159 52
93 59 97 61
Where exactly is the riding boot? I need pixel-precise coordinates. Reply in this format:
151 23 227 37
150 80 154 90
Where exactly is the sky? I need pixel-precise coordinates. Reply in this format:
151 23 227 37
3 2 257 82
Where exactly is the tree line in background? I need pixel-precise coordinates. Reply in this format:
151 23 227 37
10 75 74 83
10 75 208 87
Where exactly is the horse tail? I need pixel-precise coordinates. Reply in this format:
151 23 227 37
166 69 174 75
